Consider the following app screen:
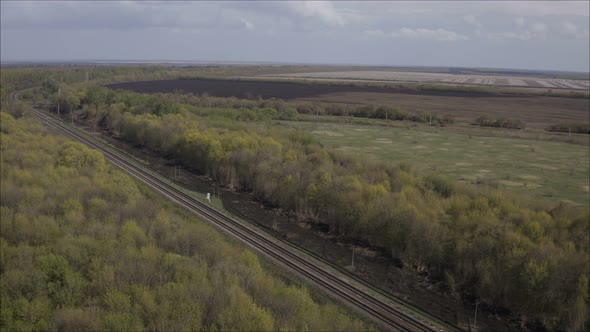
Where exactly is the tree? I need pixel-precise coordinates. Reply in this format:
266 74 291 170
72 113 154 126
56 142 107 172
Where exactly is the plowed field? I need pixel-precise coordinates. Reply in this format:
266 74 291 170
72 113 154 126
107 79 590 129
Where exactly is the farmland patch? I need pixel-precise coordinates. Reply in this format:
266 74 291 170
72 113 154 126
261 70 590 91
107 79 590 129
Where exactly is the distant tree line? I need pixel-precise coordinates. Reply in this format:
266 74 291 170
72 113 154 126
154 92 456 126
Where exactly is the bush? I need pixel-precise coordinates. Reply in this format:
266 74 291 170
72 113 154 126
425 174 455 197
474 116 525 129
546 122 590 134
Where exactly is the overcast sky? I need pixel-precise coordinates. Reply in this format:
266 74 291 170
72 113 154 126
1 1 589 72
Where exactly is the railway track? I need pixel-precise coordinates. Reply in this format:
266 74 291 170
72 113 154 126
14 89 455 332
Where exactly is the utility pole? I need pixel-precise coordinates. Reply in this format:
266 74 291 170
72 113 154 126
57 88 61 118
473 299 480 330
272 209 279 230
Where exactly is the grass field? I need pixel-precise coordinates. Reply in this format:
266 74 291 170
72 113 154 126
284 118 590 207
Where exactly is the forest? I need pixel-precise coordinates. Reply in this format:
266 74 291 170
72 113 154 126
0 111 369 331
2 65 589 330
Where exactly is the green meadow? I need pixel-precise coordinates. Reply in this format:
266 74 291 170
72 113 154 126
287 120 589 207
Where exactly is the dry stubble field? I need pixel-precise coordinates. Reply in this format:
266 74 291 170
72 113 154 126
261 70 590 90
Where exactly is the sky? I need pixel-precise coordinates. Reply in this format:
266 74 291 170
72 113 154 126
1 1 589 72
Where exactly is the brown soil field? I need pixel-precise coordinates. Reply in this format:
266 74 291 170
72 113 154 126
303 91 589 129
107 79 589 129
107 78 501 99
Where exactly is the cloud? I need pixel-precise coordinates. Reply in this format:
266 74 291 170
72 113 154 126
559 21 590 39
1 1 588 71
0 1 256 31
463 14 482 28
364 27 468 42
363 29 386 37
489 19 549 41
390 27 468 41
562 21 579 35
489 31 528 41
488 30 544 41
531 23 547 34
287 1 346 26
365 27 468 42
501 1 590 17
240 18 255 30
0 1 351 33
